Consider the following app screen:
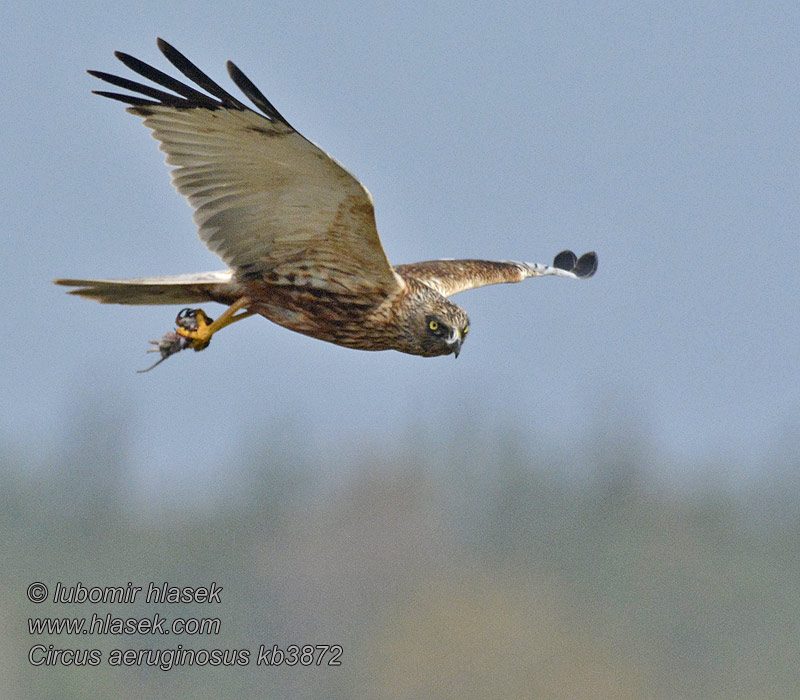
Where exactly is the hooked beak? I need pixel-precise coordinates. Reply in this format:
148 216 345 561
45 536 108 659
447 330 463 358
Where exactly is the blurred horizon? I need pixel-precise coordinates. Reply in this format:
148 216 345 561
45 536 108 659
5 412 800 698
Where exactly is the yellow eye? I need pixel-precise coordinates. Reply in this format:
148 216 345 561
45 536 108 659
428 320 439 331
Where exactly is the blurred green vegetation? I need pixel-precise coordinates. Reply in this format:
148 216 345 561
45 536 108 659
2 411 799 699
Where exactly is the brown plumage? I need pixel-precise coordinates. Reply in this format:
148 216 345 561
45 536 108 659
55 39 597 363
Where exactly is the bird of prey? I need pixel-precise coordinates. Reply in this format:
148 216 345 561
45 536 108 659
55 39 597 370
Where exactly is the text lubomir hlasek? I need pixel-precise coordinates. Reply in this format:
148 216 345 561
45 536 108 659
50 581 222 604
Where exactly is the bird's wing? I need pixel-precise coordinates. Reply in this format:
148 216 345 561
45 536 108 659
90 39 403 296
394 251 597 297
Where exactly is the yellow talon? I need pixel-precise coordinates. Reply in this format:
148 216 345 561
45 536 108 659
176 309 214 351
173 298 254 353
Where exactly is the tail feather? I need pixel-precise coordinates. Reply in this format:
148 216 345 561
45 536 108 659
53 270 235 305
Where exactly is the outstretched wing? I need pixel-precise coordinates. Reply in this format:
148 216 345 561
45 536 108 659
394 250 597 297
90 39 402 296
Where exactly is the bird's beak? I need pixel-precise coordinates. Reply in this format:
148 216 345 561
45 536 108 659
448 330 463 358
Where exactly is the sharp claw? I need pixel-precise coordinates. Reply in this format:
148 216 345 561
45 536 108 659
137 308 213 373
175 308 213 331
174 308 213 350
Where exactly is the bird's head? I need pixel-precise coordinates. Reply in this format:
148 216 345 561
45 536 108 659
408 288 470 358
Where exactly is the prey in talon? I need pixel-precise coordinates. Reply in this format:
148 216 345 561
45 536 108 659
138 308 215 373
174 307 215 351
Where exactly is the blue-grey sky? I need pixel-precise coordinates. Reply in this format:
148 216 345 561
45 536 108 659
4 1 799 486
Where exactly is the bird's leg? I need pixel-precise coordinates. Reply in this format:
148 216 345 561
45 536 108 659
176 296 254 351
137 301 253 373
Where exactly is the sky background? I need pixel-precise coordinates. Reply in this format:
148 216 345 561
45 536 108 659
4 0 799 492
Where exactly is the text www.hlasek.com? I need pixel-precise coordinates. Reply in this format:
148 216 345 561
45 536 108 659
29 613 220 636
27 581 342 670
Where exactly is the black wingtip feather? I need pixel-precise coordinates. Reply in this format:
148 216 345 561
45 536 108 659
553 250 577 271
112 48 219 107
226 60 292 127
156 38 247 111
89 70 192 107
91 40 294 129
91 90 161 108
552 249 598 278
573 252 598 278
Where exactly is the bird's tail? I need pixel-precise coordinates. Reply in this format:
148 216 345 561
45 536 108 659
53 270 236 305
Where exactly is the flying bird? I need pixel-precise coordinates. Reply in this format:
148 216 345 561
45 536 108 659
55 39 597 369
